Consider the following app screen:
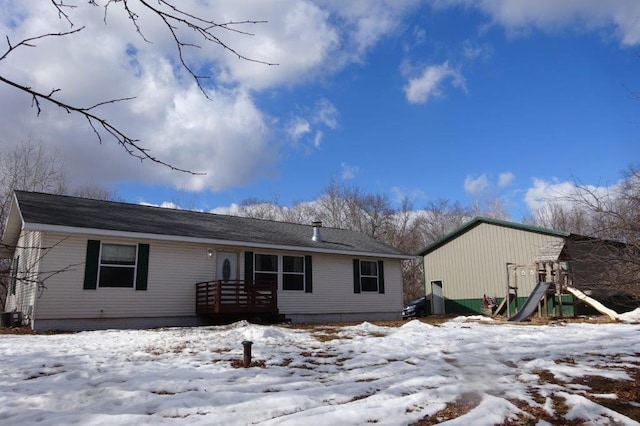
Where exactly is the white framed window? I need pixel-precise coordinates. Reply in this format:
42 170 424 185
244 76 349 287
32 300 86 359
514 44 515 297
247 252 312 292
254 253 278 284
360 260 379 292
283 255 305 291
353 259 384 294
99 243 137 288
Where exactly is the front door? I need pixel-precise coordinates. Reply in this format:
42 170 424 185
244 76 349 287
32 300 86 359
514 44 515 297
216 252 238 282
431 280 445 315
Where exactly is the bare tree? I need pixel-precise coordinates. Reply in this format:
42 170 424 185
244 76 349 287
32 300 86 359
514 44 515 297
1 1 274 173
0 139 68 229
0 139 68 309
313 179 355 230
70 185 123 202
524 202 592 234
414 199 473 245
569 166 640 307
470 193 510 220
527 166 640 308
382 198 424 301
237 197 284 221
0 139 120 309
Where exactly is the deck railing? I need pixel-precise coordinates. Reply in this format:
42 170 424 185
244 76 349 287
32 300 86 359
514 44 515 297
195 280 278 316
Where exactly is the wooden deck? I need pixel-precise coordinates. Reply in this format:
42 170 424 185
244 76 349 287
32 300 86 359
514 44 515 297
195 280 279 320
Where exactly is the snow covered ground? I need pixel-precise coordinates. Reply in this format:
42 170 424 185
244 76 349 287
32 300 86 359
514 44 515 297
1 313 639 425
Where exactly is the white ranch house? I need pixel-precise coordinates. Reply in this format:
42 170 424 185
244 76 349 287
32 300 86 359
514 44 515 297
2 191 408 331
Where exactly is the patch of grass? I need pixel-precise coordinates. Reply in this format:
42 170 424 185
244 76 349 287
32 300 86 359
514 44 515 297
533 369 561 384
0 326 39 335
230 359 266 368
348 391 376 402
355 377 378 383
550 394 571 418
504 395 587 426
151 390 176 395
572 367 640 420
312 332 349 342
277 358 293 367
25 370 63 380
411 392 482 425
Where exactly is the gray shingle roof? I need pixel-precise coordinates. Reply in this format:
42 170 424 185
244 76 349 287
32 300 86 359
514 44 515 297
14 191 408 257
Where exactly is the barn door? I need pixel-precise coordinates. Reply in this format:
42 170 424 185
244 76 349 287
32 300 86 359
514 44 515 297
216 252 238 282
431 280 445 315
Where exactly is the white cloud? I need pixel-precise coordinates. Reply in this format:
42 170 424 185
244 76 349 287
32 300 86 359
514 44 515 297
210 0 421 89
391 186 427 205
287 117 312 142
341 162 359 180
285 98 339 148
403 61 466 104
433 0 640 46
139 201 183 210
464 174 489 195
313 131 324 148
498 172 515 187
462 40 493 61
322 0 422 61
314 98 339 129
523 177 625 214
209 203 243 216
2 1 419 193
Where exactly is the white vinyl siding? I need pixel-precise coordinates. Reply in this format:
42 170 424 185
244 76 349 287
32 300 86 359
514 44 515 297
424 223 565 301
35 233 216 319
4 230 42 323
277 254 403 316
29 232 403 324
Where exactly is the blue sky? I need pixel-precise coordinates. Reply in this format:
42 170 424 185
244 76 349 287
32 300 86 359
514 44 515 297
1 1 638 219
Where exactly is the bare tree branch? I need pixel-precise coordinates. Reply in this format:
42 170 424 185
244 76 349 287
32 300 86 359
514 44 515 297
109 0 278 99
0 74 201 174
1 1 276 174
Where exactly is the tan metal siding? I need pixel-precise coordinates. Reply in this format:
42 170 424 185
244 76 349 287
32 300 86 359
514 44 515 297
424 223 564 301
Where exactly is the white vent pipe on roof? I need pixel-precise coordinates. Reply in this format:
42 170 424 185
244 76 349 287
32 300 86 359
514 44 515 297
312 221 322 242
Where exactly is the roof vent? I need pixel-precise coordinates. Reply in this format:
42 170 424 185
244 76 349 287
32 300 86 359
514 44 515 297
312 221 322 242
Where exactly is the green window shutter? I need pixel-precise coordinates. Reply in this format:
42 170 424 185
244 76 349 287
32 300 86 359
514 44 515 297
10 256 19 295
304 255 313 293
83 240 100 290
353 259 361 293
244 251 254 283
377 260 385 294
135 244 150 291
